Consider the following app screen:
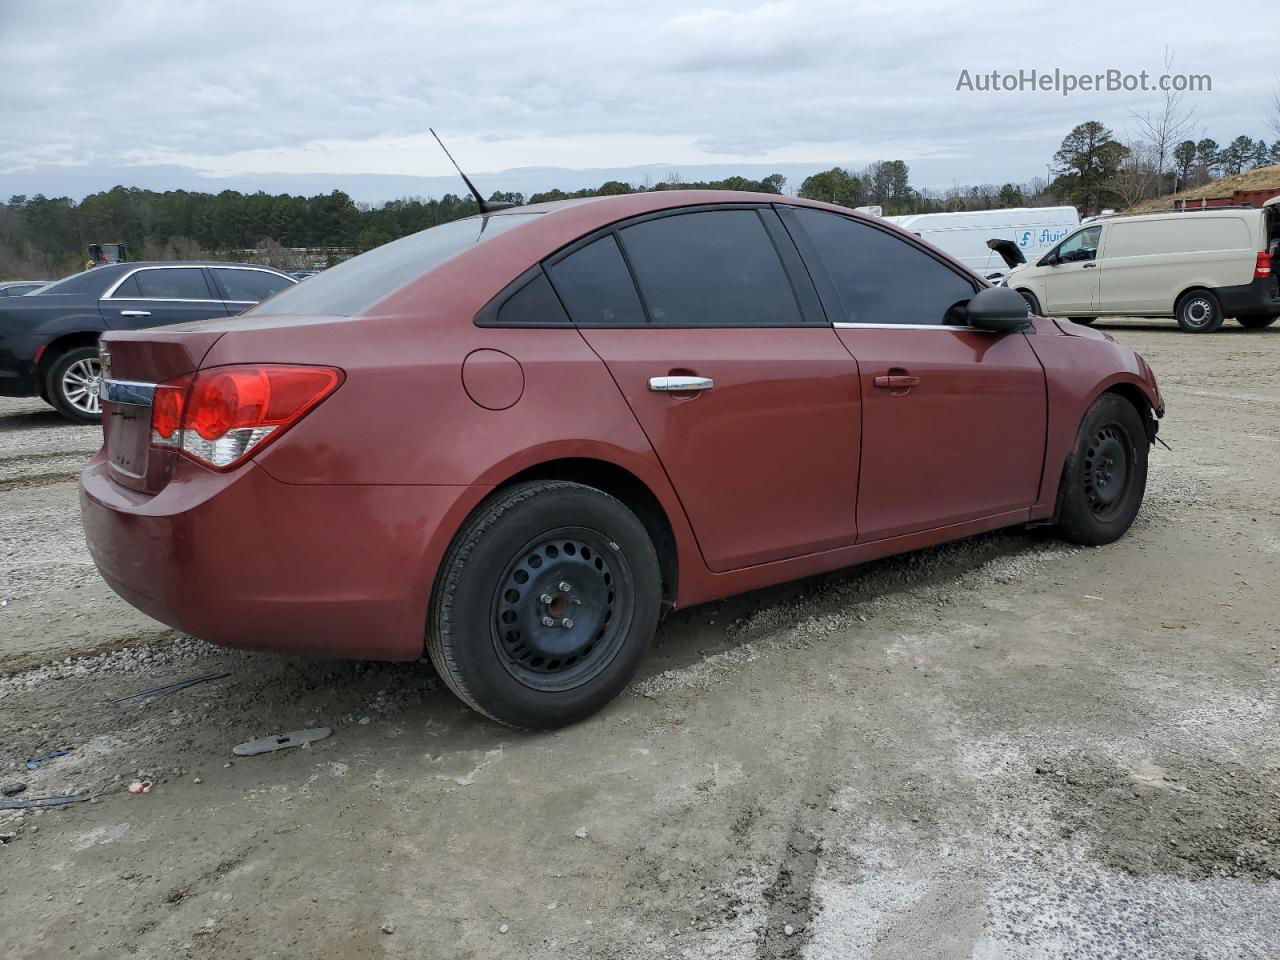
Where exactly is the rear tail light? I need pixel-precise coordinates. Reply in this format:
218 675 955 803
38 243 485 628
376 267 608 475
1256 252 1272 278
150 365 342 470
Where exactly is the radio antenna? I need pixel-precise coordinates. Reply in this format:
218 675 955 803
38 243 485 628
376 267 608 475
429 128 514 214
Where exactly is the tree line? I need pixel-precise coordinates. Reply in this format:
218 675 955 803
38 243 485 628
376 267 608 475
3 111 1278 279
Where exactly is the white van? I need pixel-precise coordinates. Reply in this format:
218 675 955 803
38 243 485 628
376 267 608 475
1000 203 1280 332
885 206 1080 279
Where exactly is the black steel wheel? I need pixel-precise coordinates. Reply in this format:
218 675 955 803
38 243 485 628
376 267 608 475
1054 393 1148 546
491 528 634 692
427 480 660 728
1081 423 1134 523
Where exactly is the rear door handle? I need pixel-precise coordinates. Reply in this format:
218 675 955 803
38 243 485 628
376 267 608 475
873 374 920 389
649 376 714 392
119 310 151 317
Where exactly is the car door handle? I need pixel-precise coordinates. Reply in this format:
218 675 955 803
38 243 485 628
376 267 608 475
119 310 151 317
873 374 920 389
649 376 714 392
1082 262 1097 269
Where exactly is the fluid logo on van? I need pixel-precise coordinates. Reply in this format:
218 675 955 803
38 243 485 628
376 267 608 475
1019 227 1070 249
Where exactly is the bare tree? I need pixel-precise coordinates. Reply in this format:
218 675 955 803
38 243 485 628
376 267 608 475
1112 142 1161 209
1268 79 1280 141
1129 47 1196 193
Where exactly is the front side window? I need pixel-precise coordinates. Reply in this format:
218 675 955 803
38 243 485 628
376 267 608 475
617 209 803 326
791 208 976 325
1051 225 1102 263
213 268 294 302
113 268 212 300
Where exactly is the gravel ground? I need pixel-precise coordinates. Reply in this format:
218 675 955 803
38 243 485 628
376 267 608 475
1 318 1277 960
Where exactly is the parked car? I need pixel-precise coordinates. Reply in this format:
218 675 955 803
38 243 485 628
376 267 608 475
1001 204 1280 332
0 261 296 422
0 281 48 297
80 192 1164 728
884 206 1080 280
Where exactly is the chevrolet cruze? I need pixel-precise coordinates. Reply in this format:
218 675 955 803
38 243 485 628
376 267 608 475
80 191 1164 727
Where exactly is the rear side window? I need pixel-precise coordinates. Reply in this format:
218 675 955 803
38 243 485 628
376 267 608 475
113 268 213 300
251 214 538 317
548 235 646 326
495 270 571 325
213 268 294 302
618 210 803 326
791 209 976 325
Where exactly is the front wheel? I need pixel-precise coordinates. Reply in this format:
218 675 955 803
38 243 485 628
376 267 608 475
1054 393 1148 546
1017 290 1042 315
46 345 103 423
426 480 661 728
1237 314 1277 329
1175 290 1224 333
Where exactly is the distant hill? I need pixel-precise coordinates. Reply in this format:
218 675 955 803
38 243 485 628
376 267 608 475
1129 165 1280 213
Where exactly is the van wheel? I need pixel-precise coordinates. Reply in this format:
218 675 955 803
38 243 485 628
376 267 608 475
1017 290 1042 315
46 346 103 424
1175 290 1224 333
1237 314 1277 329
426 480 661 729
1070 317 1097 325
1054 393 1148 546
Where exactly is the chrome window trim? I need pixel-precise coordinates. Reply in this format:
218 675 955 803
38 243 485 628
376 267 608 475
833 322 989 331
101 378 156 406
101 264 294 301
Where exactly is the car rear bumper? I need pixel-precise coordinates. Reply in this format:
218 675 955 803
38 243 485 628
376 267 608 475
1214 275 1280 317
79 452 484 661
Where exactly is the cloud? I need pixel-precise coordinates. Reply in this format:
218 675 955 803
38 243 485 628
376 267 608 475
0 0 1270 189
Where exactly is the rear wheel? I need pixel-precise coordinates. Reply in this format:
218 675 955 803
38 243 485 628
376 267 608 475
1054 393 1148 546
426 480 661 728
1175 290 1224 333
1017 290 1042 315
1237 314 1277 329
46 346 102 424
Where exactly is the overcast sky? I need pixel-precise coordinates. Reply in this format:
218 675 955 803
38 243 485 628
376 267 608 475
0 0 1274 199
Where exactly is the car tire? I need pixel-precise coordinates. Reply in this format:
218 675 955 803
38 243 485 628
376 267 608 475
1017 290 1042 315
1237 314 1277 329
1054 393 1148 546
1175 290 1224 333
46 345 103 424
426 480 661 729
1070 316 1097 325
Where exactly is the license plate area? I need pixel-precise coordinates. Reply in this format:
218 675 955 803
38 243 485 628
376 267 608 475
105 402 151 481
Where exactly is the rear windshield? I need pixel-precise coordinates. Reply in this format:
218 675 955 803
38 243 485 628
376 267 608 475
250 214 540 317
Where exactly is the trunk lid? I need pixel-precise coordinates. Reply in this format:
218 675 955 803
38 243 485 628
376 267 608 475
99 328 225 493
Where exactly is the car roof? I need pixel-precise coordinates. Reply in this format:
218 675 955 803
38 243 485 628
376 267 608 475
372 190 978 319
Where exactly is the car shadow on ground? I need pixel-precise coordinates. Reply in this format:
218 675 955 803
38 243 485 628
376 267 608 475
0 403 89 432
1089 318 1279 335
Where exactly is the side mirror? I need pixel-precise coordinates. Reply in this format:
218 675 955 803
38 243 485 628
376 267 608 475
1040 254 1059 267
966 286 1031 332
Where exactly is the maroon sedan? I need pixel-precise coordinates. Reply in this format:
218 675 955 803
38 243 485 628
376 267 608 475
80 191 1164 727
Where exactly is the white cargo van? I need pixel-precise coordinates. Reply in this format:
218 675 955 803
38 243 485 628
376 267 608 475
885 207 1080 279
1001 203 1280 332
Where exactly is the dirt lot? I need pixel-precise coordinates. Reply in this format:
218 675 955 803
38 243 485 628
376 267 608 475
1 319 1278 960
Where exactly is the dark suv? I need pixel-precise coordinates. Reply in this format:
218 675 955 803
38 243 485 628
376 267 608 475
0 261 295 422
